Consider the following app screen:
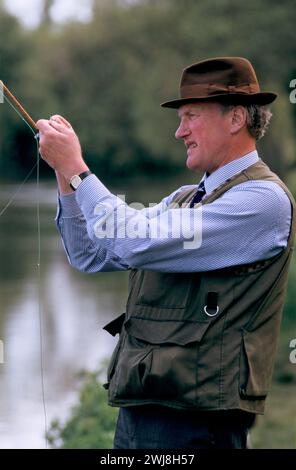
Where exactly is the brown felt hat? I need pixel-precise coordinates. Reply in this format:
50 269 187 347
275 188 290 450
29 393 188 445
161 57 277 108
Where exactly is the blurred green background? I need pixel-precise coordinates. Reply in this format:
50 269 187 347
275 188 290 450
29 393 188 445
0 0 296 449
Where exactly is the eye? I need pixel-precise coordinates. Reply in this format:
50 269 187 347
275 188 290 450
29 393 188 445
188 112 199 119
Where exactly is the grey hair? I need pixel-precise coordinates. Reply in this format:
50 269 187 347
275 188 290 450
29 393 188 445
220 103 272 140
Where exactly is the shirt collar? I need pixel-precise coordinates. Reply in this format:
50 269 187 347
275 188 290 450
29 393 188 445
202 150 259 196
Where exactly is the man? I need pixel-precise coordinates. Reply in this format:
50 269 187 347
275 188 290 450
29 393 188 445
37 57 295 449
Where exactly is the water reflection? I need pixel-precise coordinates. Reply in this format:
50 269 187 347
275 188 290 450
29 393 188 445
0 184 128 448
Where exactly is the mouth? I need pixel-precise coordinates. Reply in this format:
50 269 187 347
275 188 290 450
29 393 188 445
185 141 198 151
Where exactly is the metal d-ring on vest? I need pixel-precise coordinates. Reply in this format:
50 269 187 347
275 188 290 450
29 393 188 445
204 305 220 317
204 291 220 317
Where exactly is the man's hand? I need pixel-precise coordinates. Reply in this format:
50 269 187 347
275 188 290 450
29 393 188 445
36 115 89 181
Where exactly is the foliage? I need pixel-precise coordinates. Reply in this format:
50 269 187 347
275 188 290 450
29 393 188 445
47 369 118 449
250 383 296 449
1 0 296 183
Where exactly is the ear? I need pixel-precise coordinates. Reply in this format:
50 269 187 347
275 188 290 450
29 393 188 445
230 106 247 134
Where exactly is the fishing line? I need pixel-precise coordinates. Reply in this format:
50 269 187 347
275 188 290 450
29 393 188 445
35 135 49 449
0 160 39 218
0 86 48 448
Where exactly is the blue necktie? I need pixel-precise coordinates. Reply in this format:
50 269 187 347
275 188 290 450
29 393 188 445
189 180 206 208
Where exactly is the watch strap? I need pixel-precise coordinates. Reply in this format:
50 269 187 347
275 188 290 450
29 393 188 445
78 170 92 180
70 170 92 190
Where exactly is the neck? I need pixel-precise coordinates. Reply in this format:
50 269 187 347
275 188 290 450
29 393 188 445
220 144 256 168
209 136 256 174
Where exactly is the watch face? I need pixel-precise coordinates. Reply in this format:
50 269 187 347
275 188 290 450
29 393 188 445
70 175 81 189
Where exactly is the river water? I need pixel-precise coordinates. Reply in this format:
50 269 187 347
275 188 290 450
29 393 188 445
0 182 131 448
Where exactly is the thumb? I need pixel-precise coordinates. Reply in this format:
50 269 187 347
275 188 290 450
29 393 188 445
36 119 51 132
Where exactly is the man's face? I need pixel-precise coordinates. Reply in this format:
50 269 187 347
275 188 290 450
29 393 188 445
175 102 232 173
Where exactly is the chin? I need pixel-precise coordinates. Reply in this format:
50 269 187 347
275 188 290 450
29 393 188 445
186 157 202 173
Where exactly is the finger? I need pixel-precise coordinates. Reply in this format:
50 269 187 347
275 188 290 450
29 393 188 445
50 115 72 128
48 119 69 134
36 119 51 131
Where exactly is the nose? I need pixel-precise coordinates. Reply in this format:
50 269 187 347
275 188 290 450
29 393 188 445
175 120 190 140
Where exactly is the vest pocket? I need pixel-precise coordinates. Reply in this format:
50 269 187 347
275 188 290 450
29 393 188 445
110 316 210 402
239 330 269 400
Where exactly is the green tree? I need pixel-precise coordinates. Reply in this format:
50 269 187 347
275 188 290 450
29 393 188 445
47 369 118 449
1 0 296 182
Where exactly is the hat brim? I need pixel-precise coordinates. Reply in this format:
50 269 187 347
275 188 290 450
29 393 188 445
161 92 277 108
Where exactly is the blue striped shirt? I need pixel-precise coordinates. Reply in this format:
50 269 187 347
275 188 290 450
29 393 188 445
56 150 292 273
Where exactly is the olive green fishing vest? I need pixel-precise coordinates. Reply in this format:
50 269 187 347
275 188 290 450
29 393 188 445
104 159 296 414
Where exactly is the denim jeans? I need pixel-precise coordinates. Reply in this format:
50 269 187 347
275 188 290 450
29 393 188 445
113 405 254 449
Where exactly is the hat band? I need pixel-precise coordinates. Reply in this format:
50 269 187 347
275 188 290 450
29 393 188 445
180 82 259 99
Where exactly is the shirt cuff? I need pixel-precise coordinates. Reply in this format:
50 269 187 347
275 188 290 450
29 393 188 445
76 174 112 214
